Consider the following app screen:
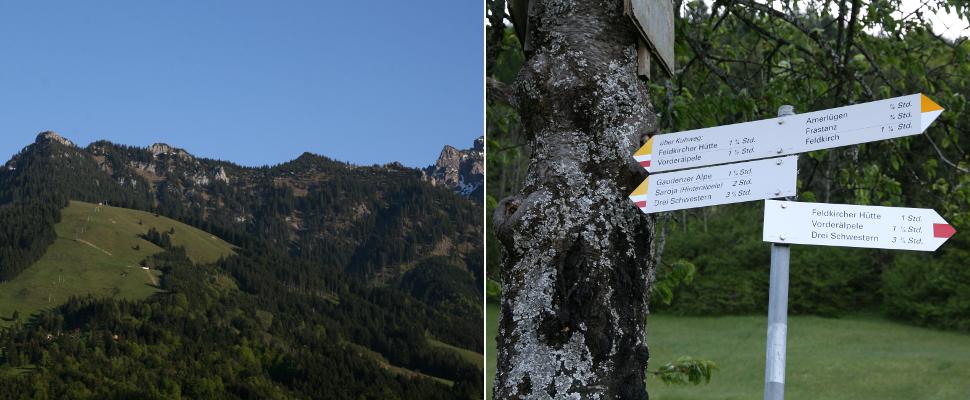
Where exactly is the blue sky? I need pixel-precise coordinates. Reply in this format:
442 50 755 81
0 1 482 167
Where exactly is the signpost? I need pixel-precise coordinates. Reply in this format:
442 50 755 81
763 200 956 251
629 156 797 214
634 93 944 172
626 94 952 400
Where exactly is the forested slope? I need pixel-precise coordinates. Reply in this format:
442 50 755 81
0 132 483 399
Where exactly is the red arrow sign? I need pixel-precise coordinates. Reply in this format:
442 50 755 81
933 223 957 239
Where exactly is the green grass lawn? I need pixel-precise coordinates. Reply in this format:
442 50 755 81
486 302 970 399
0 201 235 327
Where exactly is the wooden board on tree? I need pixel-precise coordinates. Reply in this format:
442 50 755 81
625 0 675 78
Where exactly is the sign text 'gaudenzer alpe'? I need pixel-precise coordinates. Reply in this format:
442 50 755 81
630 156 797 214
634 93 944 172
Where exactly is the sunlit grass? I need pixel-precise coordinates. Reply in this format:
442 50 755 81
486 302 970 399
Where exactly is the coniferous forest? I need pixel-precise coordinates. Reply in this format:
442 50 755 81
0 133 483 399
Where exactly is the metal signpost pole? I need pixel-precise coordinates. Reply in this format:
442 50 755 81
765 105 795 400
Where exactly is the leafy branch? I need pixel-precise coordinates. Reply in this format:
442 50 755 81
652 259 697 306
649 356 718 385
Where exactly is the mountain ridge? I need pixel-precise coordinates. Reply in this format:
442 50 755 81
0 131 483 398
8 132 484 196
7 131 483 278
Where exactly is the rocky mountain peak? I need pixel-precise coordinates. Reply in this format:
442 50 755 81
149 143 193 160
149 143 174 155
423 136 484 202
436 146 462 166
35 131 75 147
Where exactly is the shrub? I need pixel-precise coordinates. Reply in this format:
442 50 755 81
660 204 771 315
659 203 883 316
882 236 970 332
788 246 883 316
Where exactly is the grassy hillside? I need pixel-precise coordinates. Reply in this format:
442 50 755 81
0 201 234 327
486 303 970 399
350 343 456 387
348 336 483 388
428 336 485 370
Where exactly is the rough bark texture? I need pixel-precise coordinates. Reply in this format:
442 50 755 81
494 1 658 399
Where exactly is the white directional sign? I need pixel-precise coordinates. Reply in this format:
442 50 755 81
630 156 797 214
635 93 944 172
763 200 956 251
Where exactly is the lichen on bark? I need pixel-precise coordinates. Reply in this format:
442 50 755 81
494 1 659 399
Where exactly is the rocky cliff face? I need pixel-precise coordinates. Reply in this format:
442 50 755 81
423 136 484 202
36 131 76 147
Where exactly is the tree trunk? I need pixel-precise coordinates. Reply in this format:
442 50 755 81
493 1 658 398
